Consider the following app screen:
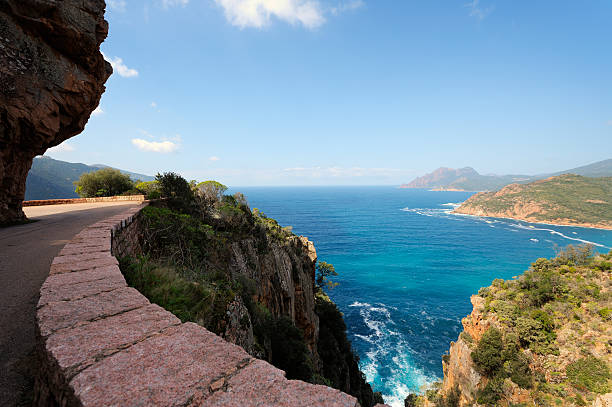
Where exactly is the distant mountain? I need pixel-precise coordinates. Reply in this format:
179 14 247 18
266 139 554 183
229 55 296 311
400 167 532 191
400 159 612 191
25 156 154 200
454 174 612 229
549 158 612 178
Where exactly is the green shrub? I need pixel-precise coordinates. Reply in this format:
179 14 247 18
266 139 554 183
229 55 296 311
74 168 134 197
566 356 610 394
156 172 195 213
266 316 313 382
471 327 504 375
404 394 419 407
598 307 611 320
476 377 503 406
135 180 160 199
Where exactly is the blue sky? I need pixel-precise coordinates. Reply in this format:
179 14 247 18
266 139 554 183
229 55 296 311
46 0 612 186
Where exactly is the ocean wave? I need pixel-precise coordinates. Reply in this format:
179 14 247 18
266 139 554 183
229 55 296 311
440 202 461 208
349 301 440 406
530 238 539 242
509 223 607 248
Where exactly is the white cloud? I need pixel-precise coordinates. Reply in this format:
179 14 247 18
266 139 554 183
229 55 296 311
108 0 127 12
162 0 189 8
330 0 364 16
465 0 493 20
215 0 325 29
209 156 221 161
102 52 139 78
92 106 104 116
151 102 158 108
46 142 76 155
132 138 179 153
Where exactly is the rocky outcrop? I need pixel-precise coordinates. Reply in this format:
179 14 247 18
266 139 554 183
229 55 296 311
0 0 111 224
438 296 489 406
229 237 320 363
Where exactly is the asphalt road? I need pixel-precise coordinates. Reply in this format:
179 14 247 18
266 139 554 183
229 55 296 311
0 202 141 406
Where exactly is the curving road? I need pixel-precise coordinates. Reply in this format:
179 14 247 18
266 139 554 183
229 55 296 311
0 202 142 406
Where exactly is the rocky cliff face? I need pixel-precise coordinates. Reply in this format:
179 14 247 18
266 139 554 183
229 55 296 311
229 235 320 363
0 0 111 224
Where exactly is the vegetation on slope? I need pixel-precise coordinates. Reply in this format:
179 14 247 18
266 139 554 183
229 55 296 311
454 174 612 229
25 156 153 200
415 245 611 407
400 159 612 192
119 172 382 406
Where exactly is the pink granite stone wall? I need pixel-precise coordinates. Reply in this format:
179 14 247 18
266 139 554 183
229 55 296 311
35 204 388 407
23 195 145 207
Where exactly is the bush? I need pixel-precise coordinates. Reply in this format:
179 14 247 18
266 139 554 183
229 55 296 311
598 307 611 320
135 180 160 199
74 168 134 197
476 377 503 406
471 327 504 375
196 180 228 203
566 356 610 394
156 172 195 212
263 316 313 382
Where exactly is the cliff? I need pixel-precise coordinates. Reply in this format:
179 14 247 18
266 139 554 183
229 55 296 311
413 246 612 407
0 0 111 224
118 174 383 406
454 174 612 230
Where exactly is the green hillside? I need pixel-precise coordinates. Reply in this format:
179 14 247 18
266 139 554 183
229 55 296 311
402 159 612 192
25 156 154 200
454 174 612 229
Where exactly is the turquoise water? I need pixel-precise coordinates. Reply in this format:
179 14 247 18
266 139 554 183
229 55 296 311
230 186 612 406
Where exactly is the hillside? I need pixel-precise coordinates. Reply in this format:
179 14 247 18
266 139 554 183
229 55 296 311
401 159 612 192
25 156 154 200
119 174 383 407
410 246 611 407
453 174 612 229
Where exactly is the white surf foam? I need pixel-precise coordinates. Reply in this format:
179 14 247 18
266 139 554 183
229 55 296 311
349 302 439 407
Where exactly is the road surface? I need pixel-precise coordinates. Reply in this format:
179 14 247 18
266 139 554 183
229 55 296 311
0 202 142 406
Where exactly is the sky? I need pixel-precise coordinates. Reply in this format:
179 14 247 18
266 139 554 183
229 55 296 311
46 0 612 186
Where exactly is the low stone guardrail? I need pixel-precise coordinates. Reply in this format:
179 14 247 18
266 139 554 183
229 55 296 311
35 203 376 407
24 195 145 207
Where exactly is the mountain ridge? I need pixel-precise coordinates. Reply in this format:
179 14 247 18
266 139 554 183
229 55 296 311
25 156 154 200
453 174 612 230
401 159 612 192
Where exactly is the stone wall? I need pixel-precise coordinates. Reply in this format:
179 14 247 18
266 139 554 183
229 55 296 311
24 195 145 207
35 204 381 407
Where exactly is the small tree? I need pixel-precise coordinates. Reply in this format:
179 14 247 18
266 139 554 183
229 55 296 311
197 180 228 203
74 168 134 197
155 172 195 212
316 261 339 290
135 180 160 199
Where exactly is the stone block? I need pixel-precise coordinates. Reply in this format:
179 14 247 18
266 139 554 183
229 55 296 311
37 287 149 337
45 304 180 379
50 256 118 275
70 323 253 407
39 267 126 307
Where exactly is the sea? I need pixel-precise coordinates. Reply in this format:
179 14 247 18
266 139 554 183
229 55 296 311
229 186 612 407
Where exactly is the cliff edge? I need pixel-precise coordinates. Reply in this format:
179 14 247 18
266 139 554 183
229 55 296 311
411 245 611 407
